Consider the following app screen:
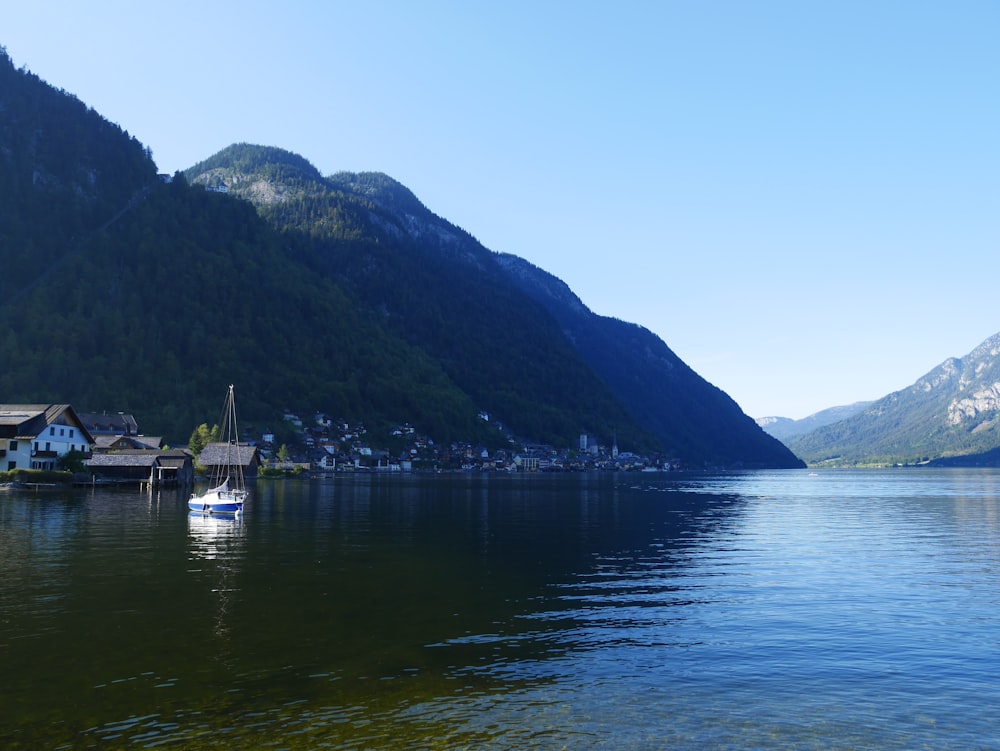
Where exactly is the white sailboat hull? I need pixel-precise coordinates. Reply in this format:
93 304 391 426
188 487 246 515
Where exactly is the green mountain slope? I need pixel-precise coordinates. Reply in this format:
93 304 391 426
0 48 157 304
0 173 493 443
188 144 803 467
188 145 658 452
494 254 803 468
788 333 1000 466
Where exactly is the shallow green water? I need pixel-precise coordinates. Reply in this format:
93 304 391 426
2 470 999 748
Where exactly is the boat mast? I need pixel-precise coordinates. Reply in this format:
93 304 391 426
228 385 245 489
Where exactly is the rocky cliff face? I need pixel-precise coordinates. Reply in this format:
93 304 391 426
945 336 1000 426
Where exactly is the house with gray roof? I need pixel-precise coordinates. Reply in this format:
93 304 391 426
0 404 94 472
92 434 164 452
78 412 140 438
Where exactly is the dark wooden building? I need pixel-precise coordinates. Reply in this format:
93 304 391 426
197 443 260 479
87 449 194 486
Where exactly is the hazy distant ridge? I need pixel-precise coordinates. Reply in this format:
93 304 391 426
756 402 872 442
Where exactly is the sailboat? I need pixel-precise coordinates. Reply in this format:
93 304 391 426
189 384 248 515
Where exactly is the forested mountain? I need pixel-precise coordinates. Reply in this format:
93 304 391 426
0 48 801 465
188 144 802 467
0 48 157 306
186 145 656 453
0 173 499 444
788 333 1000 466
493 254 800 467
0 52 495 445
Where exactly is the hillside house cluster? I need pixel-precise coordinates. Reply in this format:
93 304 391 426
263 412 673 473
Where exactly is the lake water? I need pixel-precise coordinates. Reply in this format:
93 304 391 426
2 469 999 749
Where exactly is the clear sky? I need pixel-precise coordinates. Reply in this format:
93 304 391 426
5 2 998 419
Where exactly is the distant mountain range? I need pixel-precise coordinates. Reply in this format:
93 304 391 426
763 334 1000 466
0 49 800 467
756 402 872 443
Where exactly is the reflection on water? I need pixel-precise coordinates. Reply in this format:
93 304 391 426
187 511 246 560
187 511 246 648
2 471 1000 749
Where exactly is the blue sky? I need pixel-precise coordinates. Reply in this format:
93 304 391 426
6 1 998 419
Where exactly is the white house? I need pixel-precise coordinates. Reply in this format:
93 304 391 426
0 404 94 471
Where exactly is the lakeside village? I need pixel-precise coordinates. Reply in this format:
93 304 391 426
1 403 680 488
